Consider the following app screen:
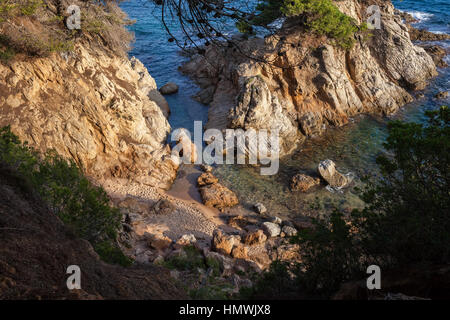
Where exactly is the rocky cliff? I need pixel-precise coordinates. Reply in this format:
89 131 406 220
181 0 437 155
0 1 177 189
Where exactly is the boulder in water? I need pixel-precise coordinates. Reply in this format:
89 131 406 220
290 173 321 192
159 82 179 95
435 91 448 100
318 159 350 189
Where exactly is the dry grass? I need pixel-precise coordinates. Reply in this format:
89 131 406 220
0 0 134 63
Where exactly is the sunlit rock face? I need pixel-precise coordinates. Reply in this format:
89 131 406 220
181 0 437 156
0 43 178 189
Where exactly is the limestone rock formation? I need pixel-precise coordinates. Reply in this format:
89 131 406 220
181 0 437 156
0 44 178 189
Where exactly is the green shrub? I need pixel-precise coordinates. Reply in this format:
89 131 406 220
0 0 16 21
251 0 365 49
0 126 128 266
240 261 300 299
189 282 233 300
19 0 42 16
0 0 42 20
94 241 133 267
164 245 205 271
205 256 221 277
0 47 14 62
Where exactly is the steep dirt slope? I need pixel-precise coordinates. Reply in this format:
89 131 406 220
0 165 186 299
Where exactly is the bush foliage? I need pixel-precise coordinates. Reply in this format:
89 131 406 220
0 0 133 63
245 106 450 298
251 0 366 49
0 126 131 266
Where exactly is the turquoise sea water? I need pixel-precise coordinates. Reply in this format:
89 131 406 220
121 0 449 218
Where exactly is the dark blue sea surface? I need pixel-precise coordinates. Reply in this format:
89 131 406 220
121 0 449 217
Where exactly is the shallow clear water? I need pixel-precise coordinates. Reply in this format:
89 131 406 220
121 0 449 218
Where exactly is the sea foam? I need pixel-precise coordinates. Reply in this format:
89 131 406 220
406 10 434 22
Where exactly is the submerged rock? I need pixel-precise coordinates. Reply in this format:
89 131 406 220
435 91 448 100
197 172 219 186
159 82 179 95
290 173 321 192
318 159 351 189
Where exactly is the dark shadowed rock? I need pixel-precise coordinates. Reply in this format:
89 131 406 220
152 198 176 215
